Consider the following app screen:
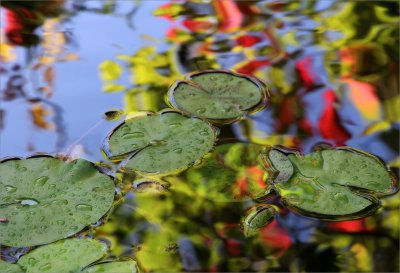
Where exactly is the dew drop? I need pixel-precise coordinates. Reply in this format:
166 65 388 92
199 130 209 136
123 132 145 139
173 148 183 154
5 185 17 193
195 108 206 114
59 248 67 254
28 257 39 266
52 199 68 205
169 123 181 129
150 140 166 146
76 204 93 211
333 192 349 203
39 263 52 271
34 176 49 187
56 220 65 225
19 198 39 206
48 184 56 190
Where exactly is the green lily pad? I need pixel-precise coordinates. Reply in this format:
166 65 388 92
0 261 24 273
103 111 217 174
0 156 115 247
179 143 272 202
262 146 398 220
18 238 107 273
240 204 277 237
82 261 138 273
166 70 269 122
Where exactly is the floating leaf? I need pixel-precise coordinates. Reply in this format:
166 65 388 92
18 238 107 273
82 261 138 273
180 143 272 202
262 146 398 220
240 204 277 237
166 70 269 122
103 111 217 174
0 156 115 247
0 261 24 273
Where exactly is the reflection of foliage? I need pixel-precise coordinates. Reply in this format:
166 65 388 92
0 9 78 151
1 0 399 272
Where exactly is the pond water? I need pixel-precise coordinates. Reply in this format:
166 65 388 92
0 0 399 272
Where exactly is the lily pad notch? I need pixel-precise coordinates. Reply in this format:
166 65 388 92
166 70 270 122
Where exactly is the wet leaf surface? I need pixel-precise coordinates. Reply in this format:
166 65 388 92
167 70 269 122
0 156 115 247
262 147 398 220
104 111 217 174
0 260 24 273
18 238 107 273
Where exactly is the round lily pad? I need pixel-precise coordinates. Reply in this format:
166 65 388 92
261 146 398 220
0 261 24 273
18 238 107 273
166 70 269 122
179 143 272 202
0 156 115 247
82 261 138 273
103 111 217 174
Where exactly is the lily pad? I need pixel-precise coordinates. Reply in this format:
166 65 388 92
103 111 217 174
262 146 398 220
179 143 272 202
0 156 115 247
166 70 269 122
18 238 107 273
240 204 277 237
82 261 138 273
0 261 24 273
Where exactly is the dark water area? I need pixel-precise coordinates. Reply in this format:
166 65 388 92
0 1 399 272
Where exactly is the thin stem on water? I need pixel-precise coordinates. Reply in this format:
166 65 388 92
64 119 104 157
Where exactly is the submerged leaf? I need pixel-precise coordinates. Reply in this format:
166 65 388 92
18 238 107 273
0 156 115 247
103 111 217 174
262 146 398 220
181 143 272 202
167 70 269 122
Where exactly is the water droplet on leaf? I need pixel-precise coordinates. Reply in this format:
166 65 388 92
76 204 93 211
123 132 145 139
34 176 49 186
